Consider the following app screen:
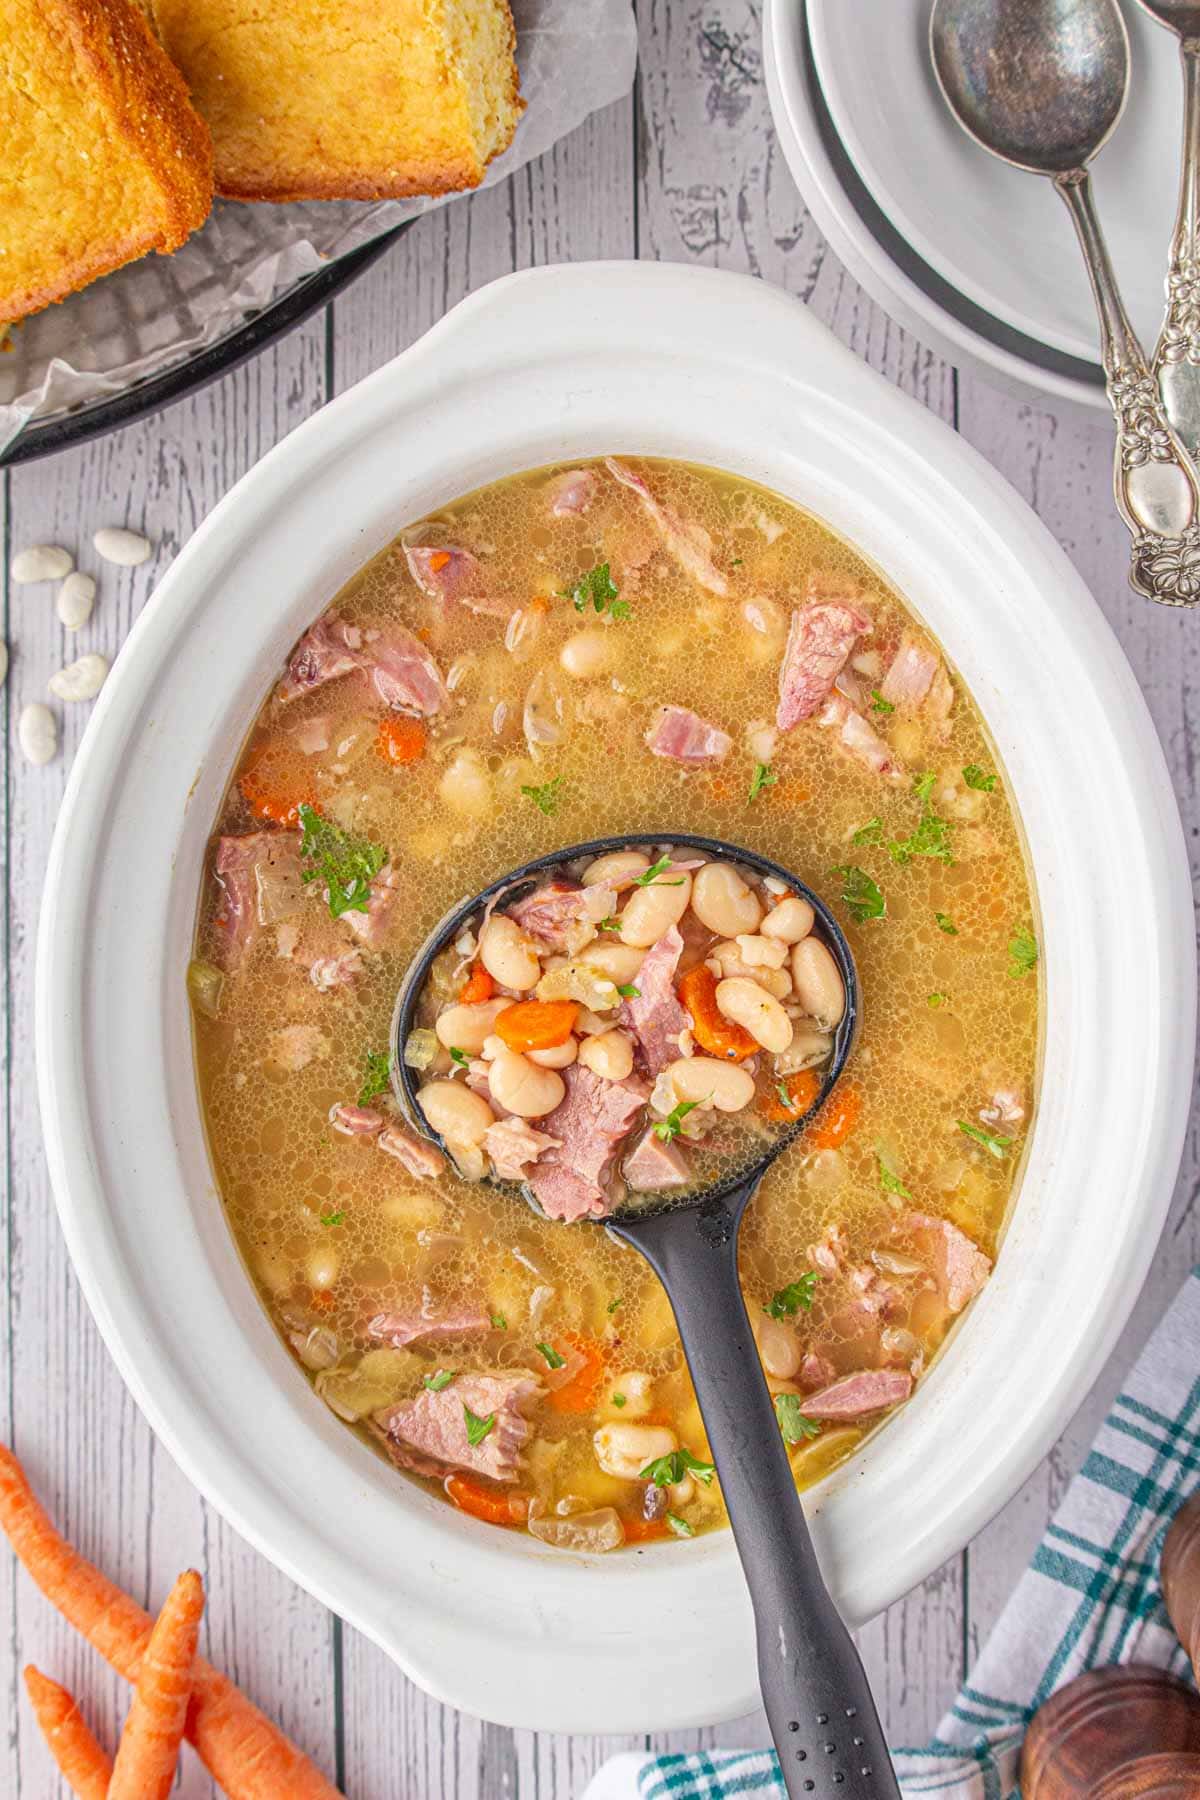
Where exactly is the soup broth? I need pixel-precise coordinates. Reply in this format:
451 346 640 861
191 457 1039 1549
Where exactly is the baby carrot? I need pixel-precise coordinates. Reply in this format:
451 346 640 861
444 1474 531 1526
758 1069 821 1123
678 964 758 1062
376 715 426 766
459 961 495 1004
493 999 579 1052
806 1081 862 1150
109 1569 204 1800
0 1448 343 1800
23 1667 111 1799
546 1334 606 1414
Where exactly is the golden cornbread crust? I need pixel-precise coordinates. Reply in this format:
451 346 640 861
141 0 524 204
1 0 213 324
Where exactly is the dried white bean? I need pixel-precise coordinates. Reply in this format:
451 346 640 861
691 862 763 937
479 915 541 991
734 932 789 970
416 1079 495 1146
664 1055 755 1113
581 941 644 984
619 870 693 947
18 703 57 765
56 571 96 631
305 1244 339 1290
790 938 846 1027
606 1370 654 1416
708 940 791 999
593 1421 677 1482
715 977 793 1053
48 653 109 703
93 526 151 567
434 999 509 1054
582 851 650 889
776 1027 833 1075
438 746 492 819
487 1047 565 1119
12 545 72 584
559 627 617 679
577 1028 634 1083
528 1036 578 1069
752 1312 802 1380
761 896 816 944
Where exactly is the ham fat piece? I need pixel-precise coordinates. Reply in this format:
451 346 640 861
605 458 730 596
644 705 732 766
776 601 873 729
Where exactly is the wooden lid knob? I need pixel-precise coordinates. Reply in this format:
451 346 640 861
1091 1753 1200 1797
1161 1493 1200 1678
1021 1666 1200 1798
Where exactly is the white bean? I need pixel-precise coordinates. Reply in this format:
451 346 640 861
715 977 793 1053
619 870 693 947
529 1036 578 1069
691 862 763 937
582 941 644 983
575 1008 612 1036
48 653 108 702
606 1370 654 1417
305 1244 339 1290
434 999 509 1054
417 1079 495 1146
752 1312 802 1380
93 526 151 567
56 571 96 631
487 1048 565 1119
582 851 650 889
791 938 846 1027
479 915 542 991
761 896 815 944
18 703 57 766
438 746 492 819
664 1055 755 1113
593 1421 677 1482
559 627 617 679
734 932 789 970
12 545 72 584
776 1027 833 1075
578 1029 634 1083
708 941 791 999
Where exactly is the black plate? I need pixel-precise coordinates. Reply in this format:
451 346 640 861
0 224 410 468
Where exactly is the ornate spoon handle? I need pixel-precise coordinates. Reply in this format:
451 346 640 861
1154 40 1200 463
1055 168 1200 606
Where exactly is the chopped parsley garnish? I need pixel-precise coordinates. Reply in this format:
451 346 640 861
876 1148 911 1199
1009 927 1038 979
851 817 883 847
912 770 936 805
927 992 948 1009
423 1369 455 1392
653 1098 703 1142
319 1208 344 1228
490 1312 508 1331
870 689 894 714
564 561 628 620
298 804 386 920
358 1048 392 1107
536 1342 566 1370
831 864 885 923
935 911 958 936
747 761 778 804
520 775 563 816
667 1513 695 1537
596 915 623 933
958 1119 1012 1160
764 1273 818 1319
463 1405 496 1447
612 1392 627 1408
607 1295 622 1313
448 1046 469 1069
640 1448 716 1488
633 855 685 888
962 764 997 792
775 1393 821 1444
616 983 641 999
888 774 953 865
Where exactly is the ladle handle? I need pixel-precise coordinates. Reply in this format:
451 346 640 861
1153 40 1200 464
620 1196 900 1800
1053 167 1200 606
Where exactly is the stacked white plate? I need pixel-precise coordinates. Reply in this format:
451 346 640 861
763 0 1179 412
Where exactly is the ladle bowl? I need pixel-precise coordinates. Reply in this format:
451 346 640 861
390 832 899 1800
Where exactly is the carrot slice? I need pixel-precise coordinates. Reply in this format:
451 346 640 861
109 1569 204 1800
0 1448 343 1800
806 1081 862 1151
758 1069 821 1124
493 999 579 1053
376 716 427 766
444 1475 531 1526
23 1667 111 1799
459 962 495 1004
239 744 314 828
620 1511 668 1544
678 964 758 1062
546 1333 606 1414
428 551 452 573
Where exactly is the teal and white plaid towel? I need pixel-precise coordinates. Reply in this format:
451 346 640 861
583 1268 1200 1800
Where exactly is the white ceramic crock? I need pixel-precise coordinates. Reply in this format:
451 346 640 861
36 264 1195 1734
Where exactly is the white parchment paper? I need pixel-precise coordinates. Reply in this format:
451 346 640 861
0 0 637 454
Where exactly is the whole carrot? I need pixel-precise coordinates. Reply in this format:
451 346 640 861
109 1568 204 1800
23 1666 112 1800
0 1448 342 1800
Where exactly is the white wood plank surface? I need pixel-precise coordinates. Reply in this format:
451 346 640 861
0 2 1196 1794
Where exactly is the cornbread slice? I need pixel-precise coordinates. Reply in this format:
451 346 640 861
139 0 523 203
0 0 213 326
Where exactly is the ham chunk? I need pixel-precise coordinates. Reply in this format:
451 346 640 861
484 1117 561 1181
367 1305 490 1348
507 881 617 955
276 613 362 703
545 468 598 516
776 602 873 729
276 609 446 716
605 458 730 596
341 862 401 950
816 692 907 784
309 948 364 991
330 1103 385 1137
802 1369 912 1419
623 1128 690 1191
268 1024 329 1072
644 704 732 766
905 1213 991 1313
528 1065 649 1222
403 544 514 619
378 1125 446 1180
621 926 689 1076
797 1352 836 1393
213 831 301 965
377 1370 543 1483
879 632 939 712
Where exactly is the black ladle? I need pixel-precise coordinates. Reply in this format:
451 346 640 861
391 832 900 1800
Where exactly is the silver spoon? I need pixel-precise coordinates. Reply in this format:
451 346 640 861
1131 0 1200 462
392 833 901 1800
931 0 1200 607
